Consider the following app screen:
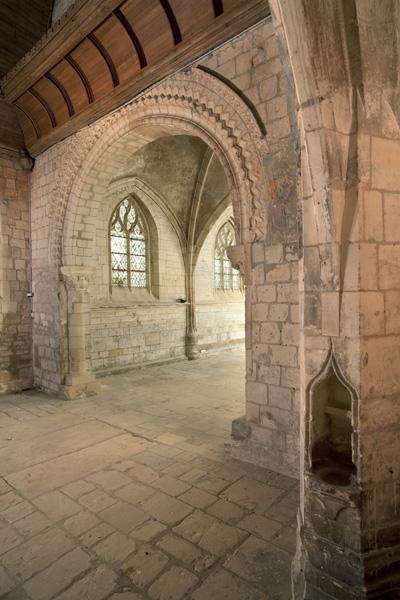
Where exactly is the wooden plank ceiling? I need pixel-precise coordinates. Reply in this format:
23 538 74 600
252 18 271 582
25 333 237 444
1 0 270 156
0 0 53 80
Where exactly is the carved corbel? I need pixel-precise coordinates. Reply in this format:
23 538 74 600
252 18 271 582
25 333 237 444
226 243 252 285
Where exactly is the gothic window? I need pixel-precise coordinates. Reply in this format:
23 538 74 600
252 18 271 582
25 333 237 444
110 197 147 289
214 221 241 291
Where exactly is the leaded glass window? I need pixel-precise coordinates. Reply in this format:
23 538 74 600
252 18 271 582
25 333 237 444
110 197 147 289
214 222 241 291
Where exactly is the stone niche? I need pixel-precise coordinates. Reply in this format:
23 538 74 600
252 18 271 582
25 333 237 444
308 354 358 488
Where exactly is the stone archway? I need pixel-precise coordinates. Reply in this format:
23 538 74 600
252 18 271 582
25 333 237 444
53 67 269 271
31 67 268 403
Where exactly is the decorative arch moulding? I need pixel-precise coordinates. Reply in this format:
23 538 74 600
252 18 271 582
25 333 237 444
2 0 270 156
50 68 268 274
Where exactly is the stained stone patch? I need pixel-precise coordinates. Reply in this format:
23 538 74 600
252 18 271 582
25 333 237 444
23 547 91 600
2 527 74 581
54 565 118 600
32 490 80 521
148 566 198 599
98 501 148 533
224 535 292 598
79 489 118 512
173 510 247 556
87 470 132 491
115 482 157 504
191 568 269 600
93 531 136 563
123 545 169 588
139 491 193 525
221 477 283 512
12 511 51 537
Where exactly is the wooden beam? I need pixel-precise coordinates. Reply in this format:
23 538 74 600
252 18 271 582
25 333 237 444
44 72 75 117
2 0 126 101
64 55 94 104
159 0 182 45
28 87 57 127
113 7 147 69
87 32 119 87
4 0 270 156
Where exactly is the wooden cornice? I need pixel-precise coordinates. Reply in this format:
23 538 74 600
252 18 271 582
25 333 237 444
1 0 270 157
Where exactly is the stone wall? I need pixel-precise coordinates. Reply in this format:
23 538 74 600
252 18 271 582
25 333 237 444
0 150 32 391
199 18 300 477
195 209 245 351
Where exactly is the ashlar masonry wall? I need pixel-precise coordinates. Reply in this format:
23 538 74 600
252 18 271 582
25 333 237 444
0 151 32 391
198 18 300 476
195 207 245 351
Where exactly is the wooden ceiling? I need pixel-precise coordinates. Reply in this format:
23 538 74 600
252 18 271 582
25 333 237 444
1 0 269 156
0 0 53 79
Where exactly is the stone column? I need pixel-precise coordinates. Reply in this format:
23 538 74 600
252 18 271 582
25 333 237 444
60 266 99 399
271 1 400 597
185 248 200 360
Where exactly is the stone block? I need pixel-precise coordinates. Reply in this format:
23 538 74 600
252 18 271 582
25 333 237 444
93 531 136 562
268 385 292 410
252 303 267 321
153 475 190 497
281 323 299 345
246 381 267 405
33 491 80 521
245 403 259 423
269 303 289 322
360 291 384 336
173 510 246 556
236 52 252 75
257 284 276 303
148 566 198 600
260 76 278 101
270 345 297 367
260 322 281 343
99 501 148 533
258 364 281 385
364 190 383 241
267 95 288 120
371 137 400 191
124 545 169 588
55 565 117 600
138 491 193 525
2 527 74 581
238 513 282 541
379 245 400 289
63 511 99 536
192 568 267 600
384 192 400 241
265 263 290 283
385 290 400 334
24 548 91 600
265 243 283 264
277 283 298 303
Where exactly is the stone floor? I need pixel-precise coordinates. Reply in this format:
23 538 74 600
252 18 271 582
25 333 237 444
0 348 299 600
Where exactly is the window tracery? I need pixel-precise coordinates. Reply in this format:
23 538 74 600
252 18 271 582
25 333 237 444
110 197 147 289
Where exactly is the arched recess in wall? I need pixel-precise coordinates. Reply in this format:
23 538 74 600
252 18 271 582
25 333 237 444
47 68 268 272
